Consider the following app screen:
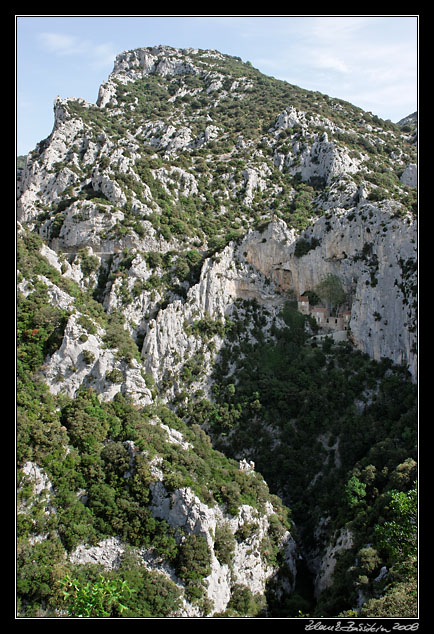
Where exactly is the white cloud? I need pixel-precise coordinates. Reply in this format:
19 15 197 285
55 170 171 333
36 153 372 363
309 16 373 43
37 31 116 70
309 50 350 74
38 32 86 56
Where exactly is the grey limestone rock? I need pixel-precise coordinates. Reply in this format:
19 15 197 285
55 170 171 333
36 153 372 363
400 163 417 187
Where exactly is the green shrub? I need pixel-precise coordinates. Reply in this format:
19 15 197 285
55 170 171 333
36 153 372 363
176 534 212 582
105 368 124 383
374 487 417 563
294 236 320 257
17 537 65 612
103 313 141 363
81 349 95 365
227 583 265 616
78 250 100 277
59 573 132 617
118 564 182 617
214 523 236 565
345 475 367 508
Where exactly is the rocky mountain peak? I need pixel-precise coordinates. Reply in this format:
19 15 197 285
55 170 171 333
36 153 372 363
97 45 228 108
110 45 199 81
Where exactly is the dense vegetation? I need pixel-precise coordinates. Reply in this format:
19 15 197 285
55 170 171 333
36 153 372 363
180 298 417 616
17 234 292 617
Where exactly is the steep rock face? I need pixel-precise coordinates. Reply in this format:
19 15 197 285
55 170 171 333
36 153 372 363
313 528 354 598
42 311 153 407
66 488 297 617
149 483 296 615
400 163 417 187
240 209 417 379
291 133 361 185
17 246 153 407
270 108 363 186
141 239 286 398
140 207 417 389
17 103 87 224
38 196 415 409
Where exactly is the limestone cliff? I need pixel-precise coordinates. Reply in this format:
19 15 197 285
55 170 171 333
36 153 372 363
242 208 417 379
139 206 416 396
16 45 417 618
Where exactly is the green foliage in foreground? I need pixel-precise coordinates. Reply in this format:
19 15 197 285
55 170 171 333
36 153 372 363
60 573 132 617
375 487 417 563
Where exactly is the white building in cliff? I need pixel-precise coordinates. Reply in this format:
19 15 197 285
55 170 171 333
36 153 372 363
297 296 351 332
297 296 310 314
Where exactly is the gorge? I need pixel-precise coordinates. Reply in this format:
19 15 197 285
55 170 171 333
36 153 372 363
17 45 417 619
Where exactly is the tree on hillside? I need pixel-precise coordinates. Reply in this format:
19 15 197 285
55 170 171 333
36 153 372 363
314 274 347 315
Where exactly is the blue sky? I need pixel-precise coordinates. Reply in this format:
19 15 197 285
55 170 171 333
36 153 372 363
16 15 418 156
